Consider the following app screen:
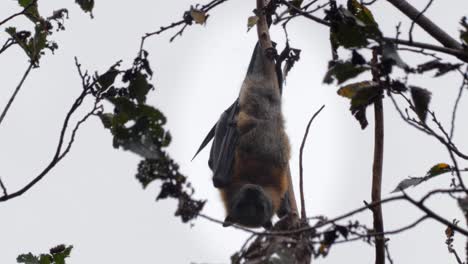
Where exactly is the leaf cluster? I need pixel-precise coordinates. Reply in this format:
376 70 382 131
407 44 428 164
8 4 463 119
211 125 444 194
17 245 73 264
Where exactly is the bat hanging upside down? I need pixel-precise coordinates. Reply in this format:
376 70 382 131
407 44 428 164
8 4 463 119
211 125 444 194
193 42 291 229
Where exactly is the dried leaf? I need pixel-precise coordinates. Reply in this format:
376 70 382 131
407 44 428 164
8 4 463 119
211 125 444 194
445 226 454 238
410 86 432 123
458 198 468 212
382 41 409 71
391 177 424 193
337 81 378 99
190 9 207 25
247 16 258 32
417 60 462 77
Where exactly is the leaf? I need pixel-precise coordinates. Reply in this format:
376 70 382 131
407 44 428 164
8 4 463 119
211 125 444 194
382 41 409 71
39 255 52 264
392 163 451 193
17 253 40 264
417 60 462 77
391 177 424 193
427 163 451 177
445 226 454 238
351 50 366 65
190 9 207 24
347 0 381 38
335 225 349 239
97 70 119 91
410 86 432 123
389 80 408 92
128 72 152 104
458 198 468 213
331 21 369 48
337 81 378 99
17 0 40 23
247 16 258 32
75 0 94 18
323 61 370 84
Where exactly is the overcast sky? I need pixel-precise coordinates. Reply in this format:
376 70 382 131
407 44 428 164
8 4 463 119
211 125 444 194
1 0 468 263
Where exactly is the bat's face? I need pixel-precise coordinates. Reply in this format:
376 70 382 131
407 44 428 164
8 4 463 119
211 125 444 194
226 184 273 228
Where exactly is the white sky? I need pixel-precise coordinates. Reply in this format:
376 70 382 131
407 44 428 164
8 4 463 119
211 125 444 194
1 0 468 263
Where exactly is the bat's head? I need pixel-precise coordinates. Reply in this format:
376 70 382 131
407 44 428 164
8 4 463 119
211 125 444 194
224 184 273 228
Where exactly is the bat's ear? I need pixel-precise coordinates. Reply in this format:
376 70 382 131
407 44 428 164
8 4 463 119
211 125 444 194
223 215 234 227
262 220 273 230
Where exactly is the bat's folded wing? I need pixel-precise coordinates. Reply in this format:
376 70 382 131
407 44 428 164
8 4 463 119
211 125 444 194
192 100 239 188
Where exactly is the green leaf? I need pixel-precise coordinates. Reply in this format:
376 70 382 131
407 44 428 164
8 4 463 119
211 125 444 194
347 0 380 35
75 0 94 17
39 255 52 264
128 72 151 104
17 253 40 264
97 70 119 91
329 3 382 49
410 86 432 123
99 113 114 128
247 16 258 32
18 0 34 6
323 61 370 84
331 20 369 48
337 81 378 99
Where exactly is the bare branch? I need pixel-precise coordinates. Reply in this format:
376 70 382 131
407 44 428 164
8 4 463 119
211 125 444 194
386 0 463 50
408 0 434 43
0 176 7 196
0 63 34 127
277 0 331 27
0 59 100 203
299 105 325 219
371 49 385 264
0 39 16 55
0 0 38 27
450 67 467 139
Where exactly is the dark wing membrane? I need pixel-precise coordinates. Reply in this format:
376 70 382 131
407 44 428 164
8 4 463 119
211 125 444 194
210 100 239 188
191 123 216 161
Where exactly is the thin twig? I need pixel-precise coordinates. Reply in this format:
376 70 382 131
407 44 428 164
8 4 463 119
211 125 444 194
0 39 16 55
386 0 462 50
273 1 468 62
450 67 467 139
0 63 34 127
408 0 434 43
385 242 394 264
0 59 100 203
0 176 7 196
0 0 37 27
277 0 331 27
299 105 325 220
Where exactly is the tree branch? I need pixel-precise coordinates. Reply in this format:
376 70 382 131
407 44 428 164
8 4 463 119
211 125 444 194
299 105 325 219
371 49 385 264
0 63 34 127
386 0 463 49
0 0 37 27
0 60 100 203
